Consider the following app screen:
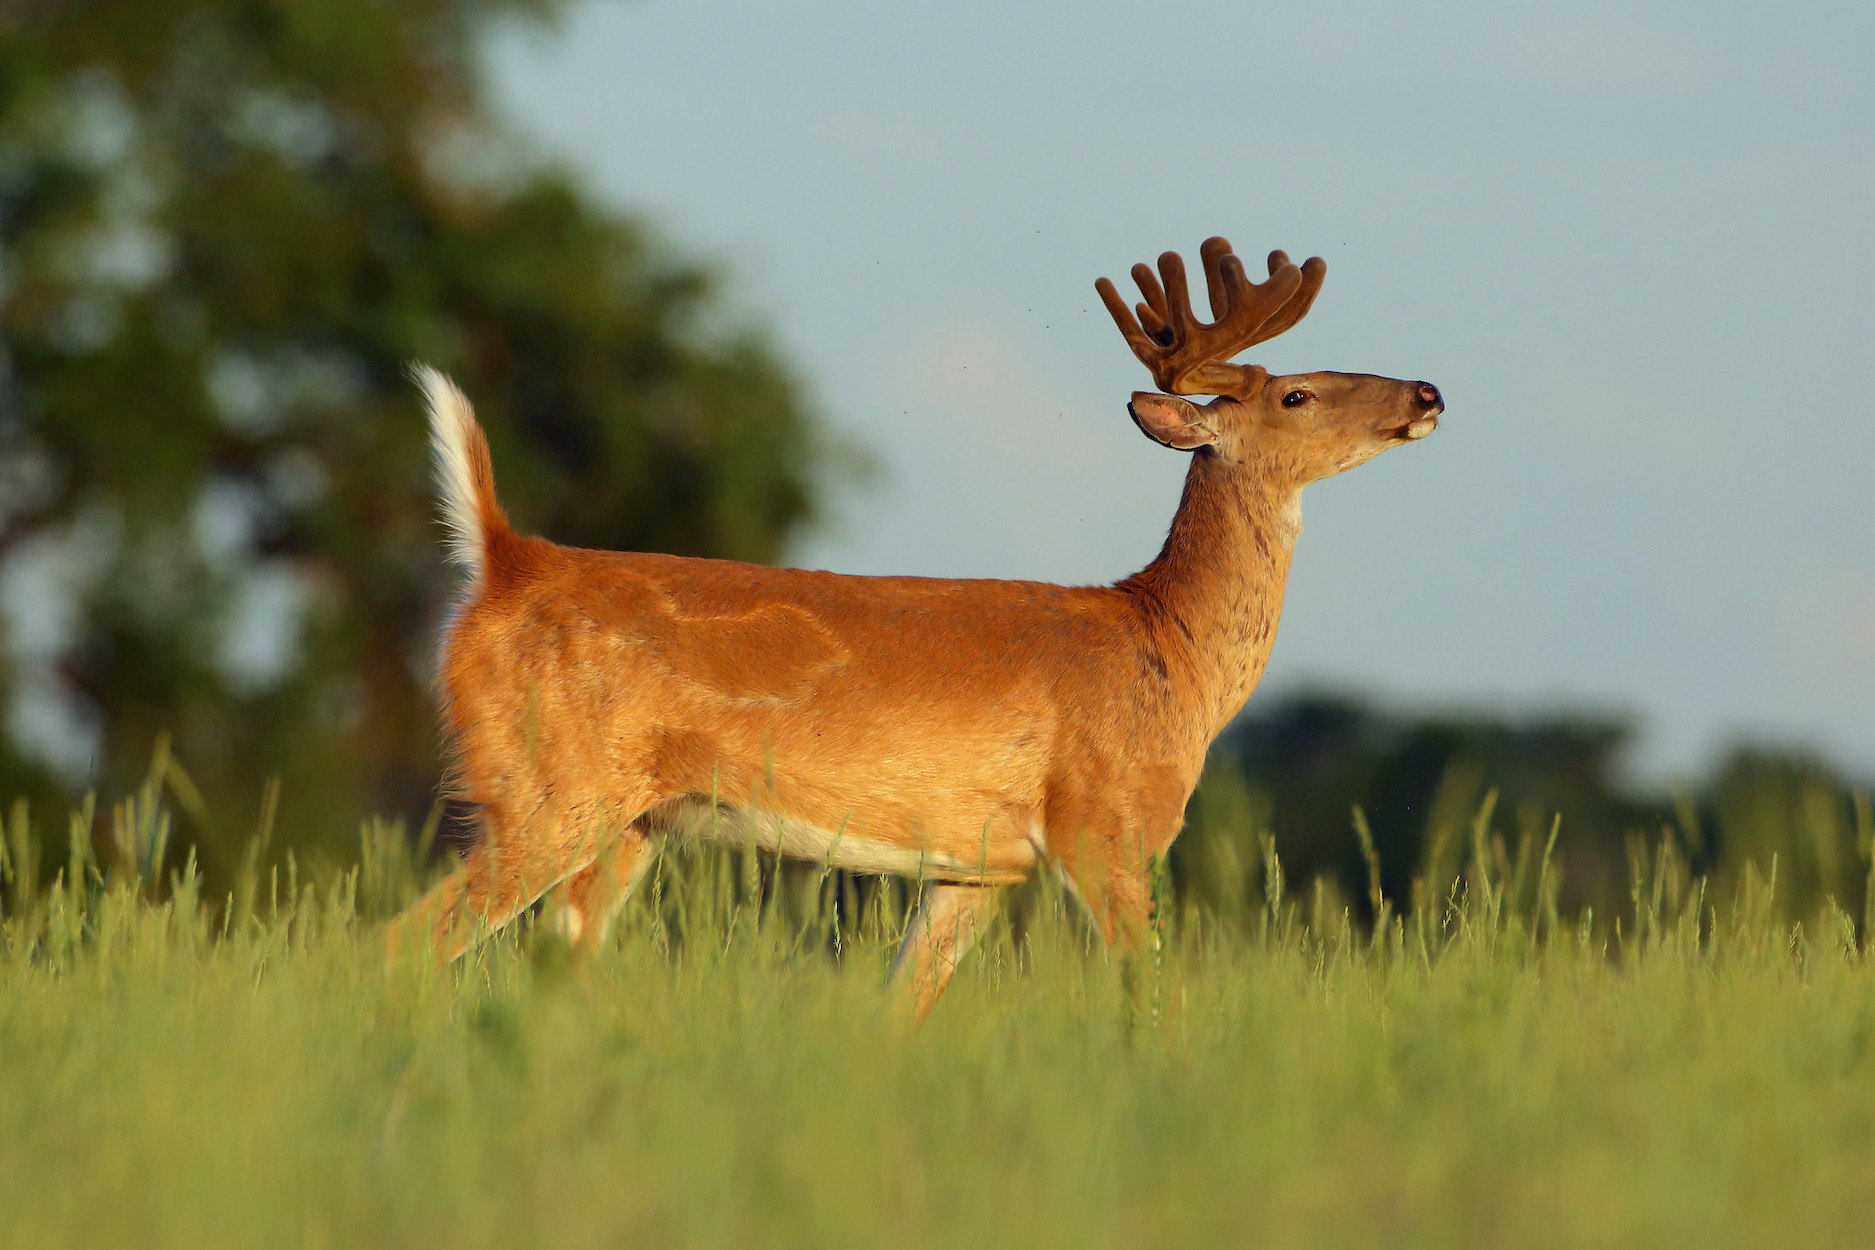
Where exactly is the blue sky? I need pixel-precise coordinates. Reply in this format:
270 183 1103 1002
485 0 1874 779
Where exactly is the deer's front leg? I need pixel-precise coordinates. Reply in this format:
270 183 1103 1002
1056 813 1181 1019
889 883 1008 1025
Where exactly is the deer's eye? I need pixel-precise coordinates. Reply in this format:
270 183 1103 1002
1281 390 1311 408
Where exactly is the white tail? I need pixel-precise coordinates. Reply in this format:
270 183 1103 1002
413 363 488 581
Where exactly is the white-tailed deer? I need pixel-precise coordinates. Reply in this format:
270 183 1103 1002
387 237 1442 1020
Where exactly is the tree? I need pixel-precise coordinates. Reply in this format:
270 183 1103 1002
0 1 824 870
1176 692 1874 927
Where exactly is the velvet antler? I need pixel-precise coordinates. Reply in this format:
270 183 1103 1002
1095 237 1326 399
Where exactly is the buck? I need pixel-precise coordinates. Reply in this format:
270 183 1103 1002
387 236 1442 1020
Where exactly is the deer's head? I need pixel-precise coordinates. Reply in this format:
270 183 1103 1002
1097 239 1442 484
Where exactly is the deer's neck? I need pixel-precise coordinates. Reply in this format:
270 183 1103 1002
1119 455 1302 739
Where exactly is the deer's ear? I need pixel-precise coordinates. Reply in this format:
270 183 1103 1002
1128 392 1218 451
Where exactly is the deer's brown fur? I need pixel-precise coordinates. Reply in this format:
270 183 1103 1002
387 239 1443 1021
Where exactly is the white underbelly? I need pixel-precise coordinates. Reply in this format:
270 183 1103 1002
674 802 1037 882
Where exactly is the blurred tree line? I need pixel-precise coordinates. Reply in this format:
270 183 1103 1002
1177 692 1874 931
0 0 823 870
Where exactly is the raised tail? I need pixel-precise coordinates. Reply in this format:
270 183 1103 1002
412 364 513 585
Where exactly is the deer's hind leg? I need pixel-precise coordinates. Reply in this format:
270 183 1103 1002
889 882 1010 1025
542 823 657 954
385 799 644 968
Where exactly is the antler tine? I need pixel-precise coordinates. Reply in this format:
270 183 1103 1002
1240 251 1326 347
1199 236 1235 321
1095 274 1157 359
1129 262 1172 344
1155 249 1198 343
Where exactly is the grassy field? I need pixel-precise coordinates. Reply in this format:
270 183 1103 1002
4 769 1875 1248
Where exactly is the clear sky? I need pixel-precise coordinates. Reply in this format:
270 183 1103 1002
485 0 1873 780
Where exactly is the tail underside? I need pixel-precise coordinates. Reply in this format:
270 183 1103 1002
412 364 511 584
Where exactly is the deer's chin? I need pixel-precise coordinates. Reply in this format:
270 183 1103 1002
1386 416 1438 442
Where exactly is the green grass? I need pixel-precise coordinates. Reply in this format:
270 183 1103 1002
4 776 1875 1248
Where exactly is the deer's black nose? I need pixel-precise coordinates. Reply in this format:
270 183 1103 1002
1415 382 1443 410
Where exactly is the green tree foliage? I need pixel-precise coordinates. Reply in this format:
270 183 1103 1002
0 1 823 866
1703 747 1875 928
